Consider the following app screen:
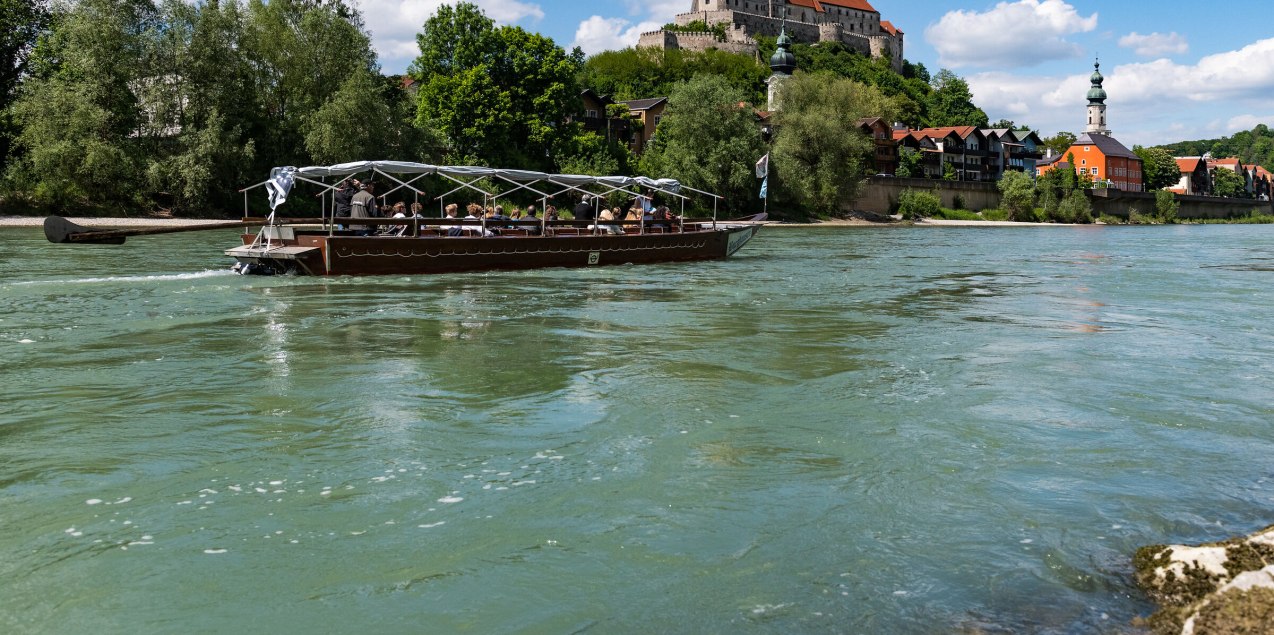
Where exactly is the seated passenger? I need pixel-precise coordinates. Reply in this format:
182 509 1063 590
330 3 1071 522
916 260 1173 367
589 209 624 235
522 206 541 235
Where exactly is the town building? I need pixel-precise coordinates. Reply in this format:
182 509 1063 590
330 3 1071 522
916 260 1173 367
1036 60 1143 191
981 128 1045 179
575 89 632 145
638 0 904 73
856 117 897 175
1171 157 1211 196
621 97 668 155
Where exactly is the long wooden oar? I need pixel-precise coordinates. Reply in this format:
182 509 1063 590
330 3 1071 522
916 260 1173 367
43 216 323 245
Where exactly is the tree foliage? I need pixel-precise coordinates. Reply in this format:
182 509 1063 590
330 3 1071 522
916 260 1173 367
1155 124 1274 171
1212 166 1247 198
1042 131 1077 157
7 0 384 213
411 2 583 170
770 72 896 216
579 46 768 105
1133 145 1181 191
638 74 765 216
997 171 1035 221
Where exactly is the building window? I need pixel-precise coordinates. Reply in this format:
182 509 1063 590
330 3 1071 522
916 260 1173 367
586 109 597 118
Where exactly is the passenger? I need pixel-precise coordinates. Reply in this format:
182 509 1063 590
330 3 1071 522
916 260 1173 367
572 193 595 221
334 179 355 219
546 206 559 222
591 209 624 235
464 203 495 237
510 208 522 220
624 207 641 222
349 181 379 235
650 205 673 230
410 202 424 218
442 203 462 236
384 202 408 235
522 206 541 235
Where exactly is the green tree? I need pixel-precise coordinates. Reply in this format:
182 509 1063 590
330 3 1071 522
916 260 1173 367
1057 190 1092 223
1212 167 1247 198
0 0 51 171
638 74 765 216
1154 189 1179 223
9 0 156 207
1042 131 1077 156
769 72 896 216
998 171 1035 221
1132 145 1182 191
1038 167 1063 218
412 2 583 169
579 46 767 105
896 147 921 178
942 161 957 181
897 188 940 220
926 69 988 128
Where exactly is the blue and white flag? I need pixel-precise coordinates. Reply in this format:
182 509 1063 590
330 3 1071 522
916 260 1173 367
265 166 296 211
759 176 768 200
755 153 769 179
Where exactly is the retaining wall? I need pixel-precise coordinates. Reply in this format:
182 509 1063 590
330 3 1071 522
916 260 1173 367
851 177 1274 219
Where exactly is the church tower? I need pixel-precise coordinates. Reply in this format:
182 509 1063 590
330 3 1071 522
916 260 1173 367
767 24 796 112
1086 59 1110 136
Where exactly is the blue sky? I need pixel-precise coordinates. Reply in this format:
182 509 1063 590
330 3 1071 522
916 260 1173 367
361 0 1274 147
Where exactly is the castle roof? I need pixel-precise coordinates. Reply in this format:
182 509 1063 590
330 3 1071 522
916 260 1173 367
787 0 880 15
880 20 902 36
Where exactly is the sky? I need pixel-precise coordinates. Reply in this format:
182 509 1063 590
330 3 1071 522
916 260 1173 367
358 0 1274 147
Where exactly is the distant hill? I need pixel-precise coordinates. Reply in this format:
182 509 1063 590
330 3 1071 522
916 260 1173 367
1155 124 1274 171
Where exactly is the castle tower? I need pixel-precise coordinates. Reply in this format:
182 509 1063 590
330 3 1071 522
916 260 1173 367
767 24 796 112
1086 59 1110 136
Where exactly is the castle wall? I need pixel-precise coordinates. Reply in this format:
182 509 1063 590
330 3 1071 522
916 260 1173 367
666 4 903 72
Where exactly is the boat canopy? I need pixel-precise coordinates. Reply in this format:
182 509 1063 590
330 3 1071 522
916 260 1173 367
261 161 683 211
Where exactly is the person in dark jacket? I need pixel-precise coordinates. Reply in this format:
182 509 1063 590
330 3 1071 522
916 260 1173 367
334 179 355 219
572 194 595 221
350 181 379 235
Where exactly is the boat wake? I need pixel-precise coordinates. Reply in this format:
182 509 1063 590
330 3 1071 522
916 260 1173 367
13 269 236 286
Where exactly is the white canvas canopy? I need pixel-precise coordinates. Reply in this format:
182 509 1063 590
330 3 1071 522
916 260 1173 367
240 161 719 224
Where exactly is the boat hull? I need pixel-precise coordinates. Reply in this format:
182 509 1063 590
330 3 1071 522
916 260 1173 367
226 224 762 276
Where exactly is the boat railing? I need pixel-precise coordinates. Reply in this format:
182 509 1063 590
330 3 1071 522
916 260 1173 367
238 216 722 238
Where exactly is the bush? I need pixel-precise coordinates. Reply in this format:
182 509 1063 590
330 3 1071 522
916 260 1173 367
1154 190 1179 223
952 194 966 210
1098 213 1125 225
997 171 1035 221
931 207 981 221
981 208 1010 221
1055 191 1093 223
897 188 941 220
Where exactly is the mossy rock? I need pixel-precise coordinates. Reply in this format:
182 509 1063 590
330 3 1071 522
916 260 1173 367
1134 544 1225 607
1192 587 1274 635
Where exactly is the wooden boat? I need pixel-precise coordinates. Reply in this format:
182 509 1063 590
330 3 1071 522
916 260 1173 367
44 162 766 276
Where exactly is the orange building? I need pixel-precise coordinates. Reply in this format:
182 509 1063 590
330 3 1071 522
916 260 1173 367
1035 60 1143 191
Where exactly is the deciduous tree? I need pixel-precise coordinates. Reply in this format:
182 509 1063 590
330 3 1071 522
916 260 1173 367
769 72 896 216
638 74 765 215
1133 145 1182 191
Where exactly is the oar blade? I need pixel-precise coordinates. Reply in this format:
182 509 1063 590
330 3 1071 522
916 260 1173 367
43 216 127 245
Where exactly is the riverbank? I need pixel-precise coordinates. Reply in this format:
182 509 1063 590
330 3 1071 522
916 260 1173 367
0 216 232 228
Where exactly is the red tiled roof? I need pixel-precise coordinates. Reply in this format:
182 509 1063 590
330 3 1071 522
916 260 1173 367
1210 157 1242 168
787 0 878 14
915 126 980 140
880 20 902 36
1175 157 1202 173
819 0 878 11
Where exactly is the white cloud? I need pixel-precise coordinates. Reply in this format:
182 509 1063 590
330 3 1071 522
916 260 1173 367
360 0 546 73
1225 114 1274 133
925 0 1098 69
571 0 683 56
570 16 663 56
1118 32 1188 57
1110 38 1274 103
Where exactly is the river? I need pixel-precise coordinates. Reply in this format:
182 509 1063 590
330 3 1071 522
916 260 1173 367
2 225 1272 633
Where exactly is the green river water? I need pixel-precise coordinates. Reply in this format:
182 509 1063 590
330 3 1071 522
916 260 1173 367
2 225 1273 634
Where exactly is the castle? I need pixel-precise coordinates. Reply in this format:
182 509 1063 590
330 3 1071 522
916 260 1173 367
637 0 904 73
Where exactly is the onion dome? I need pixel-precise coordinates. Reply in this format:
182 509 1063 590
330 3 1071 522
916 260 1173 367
1087 60 1107 104
770 26 795 75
